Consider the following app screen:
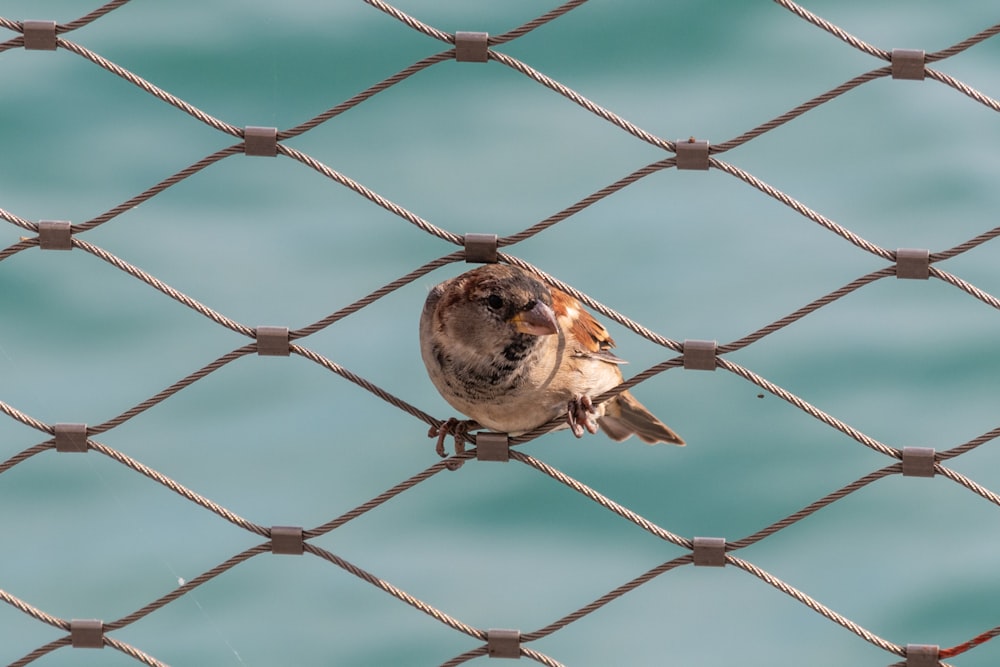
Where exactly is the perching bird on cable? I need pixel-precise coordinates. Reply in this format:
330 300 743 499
419 263 684 455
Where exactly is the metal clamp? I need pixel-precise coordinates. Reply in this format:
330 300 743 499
38 220 73 250
464 233 499 263
70 619 104 648
892 49 926 81
901 447 936 478
476 432 510 462
256 326 290 356
683 340 717 371
455 32 489 63
244 126 278 157
23 20 57 51
905 644 939 667
676 138 710 170
692 536 727 567
896 248 930 280
270 526 305 555
487 628 521 658
54 423 88 453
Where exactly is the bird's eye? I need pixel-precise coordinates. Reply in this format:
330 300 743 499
486 294 503 310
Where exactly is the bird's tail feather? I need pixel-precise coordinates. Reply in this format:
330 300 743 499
599 391 685 445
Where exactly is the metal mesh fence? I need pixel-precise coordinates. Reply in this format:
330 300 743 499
2 1 1000 665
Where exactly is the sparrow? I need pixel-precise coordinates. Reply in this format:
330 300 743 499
419 263 684 454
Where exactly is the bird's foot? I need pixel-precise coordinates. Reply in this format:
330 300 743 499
566 395 600 438
428 417 479 458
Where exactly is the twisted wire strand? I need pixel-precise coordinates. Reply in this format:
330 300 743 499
10 635 166 667
772 0 890 60
59 0 135 33
729 555 905 656
728 465 900 550
467 265 917 448
89 345 257 435
887 659 954 667
307 457 456 539
89 440 270 537
57 40 242 138
941 624 1000 659
720 268 896 354
713 63 997 155
506 356 686 446
597 357 684 405
282 52 453 139
0 237 37 262
438 648 489 667
490 0 591 45
769 0 1000 117
522 554 693 642
936 465 1000 508
938 425 1000 460
360 0 454 44
106 545 269 631
931 225 1000 262
511 450 692 550
73 239 256 336
101 639 167 667
500 254 683 352
0 21 26 53
278 144 464 245
714 68 890 152
930 266 1000 310
0 400 52 434
291 344 440 428
0 589 69 630
926 68 1000 112
10 641 70 667
74 146 243 233
0 443 52 475
0 587 168 666
304 542 488 641
928 22 1000 61
488 50 674 153
440 647 564 667
0 207 37 234
517 648 565 667
711 158 896 260
498 370 677 446
501 158 676 246
718 358 900 459
292 252 463 339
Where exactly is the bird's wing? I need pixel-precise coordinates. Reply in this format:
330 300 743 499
551 288 627 365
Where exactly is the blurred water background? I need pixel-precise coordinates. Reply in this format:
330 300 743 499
1 1 999 665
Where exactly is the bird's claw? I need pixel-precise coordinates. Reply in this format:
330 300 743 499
428 418 478 458
567 395 599 438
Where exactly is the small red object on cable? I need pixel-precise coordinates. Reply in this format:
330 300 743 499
940 625 1000 659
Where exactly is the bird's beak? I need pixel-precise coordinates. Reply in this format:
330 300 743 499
509 301 558 336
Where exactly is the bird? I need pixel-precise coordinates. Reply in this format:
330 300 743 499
419 263 684 455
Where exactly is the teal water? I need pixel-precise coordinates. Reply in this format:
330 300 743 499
1 1 999 665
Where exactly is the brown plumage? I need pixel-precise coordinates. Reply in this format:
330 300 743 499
419 264 684 450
